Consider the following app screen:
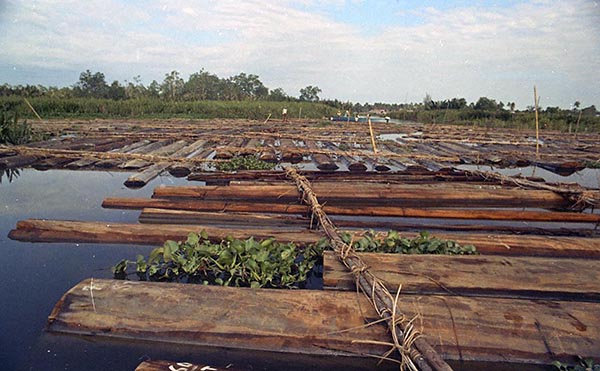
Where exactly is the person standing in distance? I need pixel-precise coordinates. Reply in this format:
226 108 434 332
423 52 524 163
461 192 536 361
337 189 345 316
282 107 288 122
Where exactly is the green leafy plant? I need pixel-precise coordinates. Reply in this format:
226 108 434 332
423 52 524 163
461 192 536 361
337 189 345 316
113 230 476 289
212 155 275 171
553 357 599 371
113 231 320 289
0 111 33 145
584 160 600 169
340 230 477 255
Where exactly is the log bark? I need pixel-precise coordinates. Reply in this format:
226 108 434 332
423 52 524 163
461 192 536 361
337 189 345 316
8 219 320 245
151 183 570 208
124 163 170 188
139 208 309 228
103 196 597 224
48 279 600 364
324 252 600 301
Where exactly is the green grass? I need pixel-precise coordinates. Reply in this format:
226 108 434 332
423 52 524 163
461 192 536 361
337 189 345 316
0 96 337 120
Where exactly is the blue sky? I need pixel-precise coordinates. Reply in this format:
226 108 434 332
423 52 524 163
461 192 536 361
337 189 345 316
0 0 599 108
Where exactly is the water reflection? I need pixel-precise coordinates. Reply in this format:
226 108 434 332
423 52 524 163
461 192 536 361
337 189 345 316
0 168 20 184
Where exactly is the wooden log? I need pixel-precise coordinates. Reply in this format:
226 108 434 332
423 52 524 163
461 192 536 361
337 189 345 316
127 140 172 155
140 208 597 237
10 218 600 258
406 295 600 364
238 138 261 156
118 140 174 169
147 140 188 157
111 140 152 153
47 279 600 365
8 219 320 245
169 139 207 158
339 155 368 172
151 183 570 209
258 138 277 163
118 158 150 170
47 279 389 357
324 252 600 301
0 154 43 169
279 138 302 163
31 157 74 170
139 208 309 228
125 163 170 188
65 157 98 169
214 138 243 159
105 196 596 223
305 141 338 171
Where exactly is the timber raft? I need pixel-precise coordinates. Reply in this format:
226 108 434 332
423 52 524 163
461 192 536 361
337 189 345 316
4 118 600 370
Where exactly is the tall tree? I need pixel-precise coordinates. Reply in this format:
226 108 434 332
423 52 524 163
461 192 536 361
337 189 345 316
184 69 222 100
230 73 268 100
75 70 109 98
299 85 321 102
268 87 288 101
161 70 184 101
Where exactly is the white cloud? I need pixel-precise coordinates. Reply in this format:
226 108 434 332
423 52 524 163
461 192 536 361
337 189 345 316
0 0 598 107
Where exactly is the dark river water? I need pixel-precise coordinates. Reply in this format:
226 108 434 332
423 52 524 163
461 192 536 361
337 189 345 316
2 167 593 370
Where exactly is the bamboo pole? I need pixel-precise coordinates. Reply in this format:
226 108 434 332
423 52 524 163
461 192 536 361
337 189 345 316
263 113 272 124
368 116 378 153
24 97 43 121
534 86 540 160
285 167 451 371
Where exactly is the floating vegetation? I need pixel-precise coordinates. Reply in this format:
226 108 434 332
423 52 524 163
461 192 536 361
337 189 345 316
113 230 476 288
553 357 599 371
113 231 320 289
212 155 275 171
339 230 478 255
0 111 33 145
585 160 600 169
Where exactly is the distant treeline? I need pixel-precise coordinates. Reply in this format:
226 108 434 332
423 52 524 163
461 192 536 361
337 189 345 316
1 68 598 131
0 69 324 102
384 96 599 132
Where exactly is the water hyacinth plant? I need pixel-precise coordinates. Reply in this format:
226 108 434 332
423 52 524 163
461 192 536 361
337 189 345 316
113 230 477 289
212 155 275 171
114 231 321 289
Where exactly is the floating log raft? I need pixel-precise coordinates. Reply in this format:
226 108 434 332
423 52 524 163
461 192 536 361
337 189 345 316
4 118 600 174
324 252 600 301
47 278 600 364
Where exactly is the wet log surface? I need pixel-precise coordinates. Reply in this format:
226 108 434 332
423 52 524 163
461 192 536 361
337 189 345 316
48 279 389 357
9 219 600 258
151 183 570 209
47 278 600 364
324 252 600 301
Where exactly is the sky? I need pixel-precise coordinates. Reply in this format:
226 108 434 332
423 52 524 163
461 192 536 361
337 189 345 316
0 0 599 109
